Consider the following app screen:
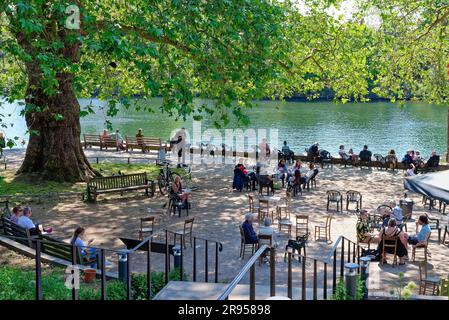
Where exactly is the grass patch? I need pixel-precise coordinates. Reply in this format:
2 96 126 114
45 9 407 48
91 163 160 179
0 170 84 196
0 162 189 197
0 265 187 300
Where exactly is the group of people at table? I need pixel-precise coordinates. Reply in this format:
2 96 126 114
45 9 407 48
356 202 432 265
233 158 318 192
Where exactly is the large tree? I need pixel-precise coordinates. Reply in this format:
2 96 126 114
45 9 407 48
357 0 449 160
0 0 292 182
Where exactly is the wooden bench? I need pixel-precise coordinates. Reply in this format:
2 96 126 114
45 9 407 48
39 235 98 267
1 217 33 247
101 137 119 150
125 136 161 153
83 134 102 149
83 134 119 151
86 172 155 201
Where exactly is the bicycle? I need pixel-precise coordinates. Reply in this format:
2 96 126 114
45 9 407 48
157 160 192 195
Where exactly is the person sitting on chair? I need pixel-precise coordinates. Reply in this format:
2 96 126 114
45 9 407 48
359 145 372 162
401 150 414 167
407 215 431 246
71 226 97 258
233 164 246 192
377 218 408 265
170 175 189 206
304 163 317 185
136 128 144 138
281 141 294 162
338 145 351 161
386 149 398 169
308 142 320 162
425 151 440 170
242 213 258 244
406 163 416 176
18 207 52 236
258 218 277 263
101 129 109 140
276 159 289 188
356 210 378 245
9 206 23 224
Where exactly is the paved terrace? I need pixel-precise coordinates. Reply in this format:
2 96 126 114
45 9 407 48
1 148 449 298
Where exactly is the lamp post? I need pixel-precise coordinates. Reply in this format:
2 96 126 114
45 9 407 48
344 262 359 300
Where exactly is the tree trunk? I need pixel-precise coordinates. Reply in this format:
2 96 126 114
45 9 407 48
16 72 97 182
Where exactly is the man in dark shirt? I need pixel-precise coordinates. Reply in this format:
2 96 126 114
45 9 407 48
241 213 258 244
426 151 440 169
359 145 372 162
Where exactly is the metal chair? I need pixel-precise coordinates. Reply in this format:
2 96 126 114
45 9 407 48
314 214 332 242
319 150 333 169
174 218 194 248
326 190 343 212
412 232 431 262
381 234 398 266
346 190 362 212
138 217 154 240
239 224 256 259
442 225 449 245
438 200 447 215
425 213 441 243
422 195 436 210
418 261 440 295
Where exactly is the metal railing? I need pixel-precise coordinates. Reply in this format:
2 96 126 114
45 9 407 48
218 245 272 300
217 236 363 300
163 230 224 284
0 227 225 300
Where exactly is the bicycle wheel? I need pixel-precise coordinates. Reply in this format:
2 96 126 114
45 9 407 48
158 174 168 195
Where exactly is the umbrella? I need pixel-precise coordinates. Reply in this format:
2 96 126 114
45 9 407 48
404 170 449 203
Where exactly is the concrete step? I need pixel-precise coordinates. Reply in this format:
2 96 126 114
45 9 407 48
153 281 332 300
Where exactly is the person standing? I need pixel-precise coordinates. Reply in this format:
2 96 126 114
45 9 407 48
171 127 188 166
0 132 6 156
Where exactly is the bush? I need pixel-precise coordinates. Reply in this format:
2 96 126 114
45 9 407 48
0 266 188 300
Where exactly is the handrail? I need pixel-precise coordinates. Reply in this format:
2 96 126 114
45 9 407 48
217 245 268 300
324 236 344 263
323 236 361 264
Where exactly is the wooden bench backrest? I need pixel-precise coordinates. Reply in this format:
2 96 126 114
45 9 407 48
125 136 161 146
101 137 117 144
1 217 32 247
88 173 148 191
84 134 101 142
40 235 83 264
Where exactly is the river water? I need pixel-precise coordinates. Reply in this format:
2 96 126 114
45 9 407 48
1 98 447 157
